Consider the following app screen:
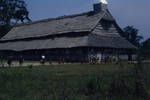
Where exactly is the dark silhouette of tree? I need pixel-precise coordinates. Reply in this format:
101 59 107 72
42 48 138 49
0 25 11 38
122 26 143 47
0 0 31 38
141 38 150 59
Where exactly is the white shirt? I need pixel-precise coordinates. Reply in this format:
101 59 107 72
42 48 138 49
42 55 45 59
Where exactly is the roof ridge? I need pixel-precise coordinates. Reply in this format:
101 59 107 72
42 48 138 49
14 11 94 27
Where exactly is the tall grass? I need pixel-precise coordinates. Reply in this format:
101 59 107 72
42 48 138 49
0 63 149 100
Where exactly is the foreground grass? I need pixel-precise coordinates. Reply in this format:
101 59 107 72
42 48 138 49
0 63 149 100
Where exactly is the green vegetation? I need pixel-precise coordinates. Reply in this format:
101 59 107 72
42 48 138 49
0 0 31 38
141 38 150 59
0 63 149 100
123 26 143 47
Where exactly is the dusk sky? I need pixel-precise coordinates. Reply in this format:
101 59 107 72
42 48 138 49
26 0 150 39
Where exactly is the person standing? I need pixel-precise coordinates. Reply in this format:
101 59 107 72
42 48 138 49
41 55 46 65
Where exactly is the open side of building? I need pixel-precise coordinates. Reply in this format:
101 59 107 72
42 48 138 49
0 2 137 62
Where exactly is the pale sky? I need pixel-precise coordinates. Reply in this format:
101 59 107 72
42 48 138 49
26 0 150 39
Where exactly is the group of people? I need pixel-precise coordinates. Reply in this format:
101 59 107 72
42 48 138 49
38 55 120 65
7 56 24 67
88 55 119 64
40 55 65 65
0 54 121 67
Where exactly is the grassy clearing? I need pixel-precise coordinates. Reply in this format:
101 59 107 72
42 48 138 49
0 63 149 100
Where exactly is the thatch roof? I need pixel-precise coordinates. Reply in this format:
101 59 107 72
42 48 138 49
0 34 136 51
0 9 137 51
1 10 114 41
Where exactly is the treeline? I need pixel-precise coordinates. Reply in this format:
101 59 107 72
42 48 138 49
141 39 150 59
121 26 150 59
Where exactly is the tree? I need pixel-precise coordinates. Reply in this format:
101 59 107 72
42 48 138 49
122 26 143 47
0 0 31 38
141 38 150 59
0 0 31 24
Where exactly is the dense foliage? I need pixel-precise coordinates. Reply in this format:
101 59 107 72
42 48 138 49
122 26 150 59
0 0 30 38
122 26 143 47
0 0 30 24
141 38 150 59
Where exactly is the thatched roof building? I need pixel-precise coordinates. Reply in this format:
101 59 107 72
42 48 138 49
0 1 136 62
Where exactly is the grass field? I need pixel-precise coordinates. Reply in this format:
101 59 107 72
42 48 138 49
0 63 149 100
